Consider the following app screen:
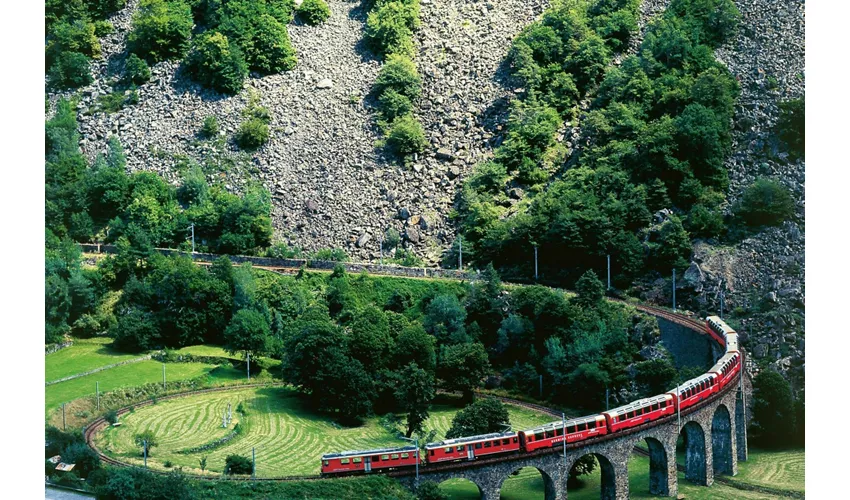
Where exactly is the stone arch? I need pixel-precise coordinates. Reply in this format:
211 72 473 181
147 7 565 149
712 404 733 475
736 384 749 461
435 477 486 499
679 420 708 485
498 466 560 500
642 436 675 496
567 453 621 500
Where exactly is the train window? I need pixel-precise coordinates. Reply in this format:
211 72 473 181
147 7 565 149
535 432 545 441
458 446 465 452
475 443 482 449
502 439 510 445
493 441 500 447
373 455 381 461
401 453 409 459
588 420 596 429
323 461 329 466
341 459 350 465
445 447 453 453
391 454 399 460
381 455 389 461
429 450 434 456
568 425 577 433
353 457 362 463
556 427 563 436
513 437 518 443
484 441 491 448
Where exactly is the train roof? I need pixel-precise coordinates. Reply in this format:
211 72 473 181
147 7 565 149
709 351 740 373
669 372 717 394
521 414 604 434
707 316 736 333
322 445 417 460
603 394 672 417
425 431 516 449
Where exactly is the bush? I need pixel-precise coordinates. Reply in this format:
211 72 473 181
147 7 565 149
48 51 93 89
386 114 427 157
105 410 118 424
777 97 804 157
365 0 420 58
377 89 413 122
185 31 248 95
686 204 725 238
93 20 115 37
312 248 348 262
128 0 193 62
225 454 253 475
244 14 297 74
201 116 219 138
298 0 331 25
235 118 270 150
374 54 421 101
417 481 448 500
751 370 796 448
124 54 151 85
736 178 795 227
46 20 101 67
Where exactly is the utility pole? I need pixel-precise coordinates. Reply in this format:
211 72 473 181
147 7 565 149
247 352 251 381
533 245 538 280
458 238 462 270
720 282 725 319
607 254 611 290
96 381 100 411
162 363 166 391
189 224 195 253
673 269 677 312
539 375 543 399
400 436 419 485
252 447 256 480
606 387 609 411
143 439 148 468
677 384 681 435
561 413 567 465
379 234 383 266
62 403 66 431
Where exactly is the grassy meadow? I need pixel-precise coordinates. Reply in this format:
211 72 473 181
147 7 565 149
46 337 145 382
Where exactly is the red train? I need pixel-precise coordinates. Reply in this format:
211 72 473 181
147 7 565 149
321 316 742 476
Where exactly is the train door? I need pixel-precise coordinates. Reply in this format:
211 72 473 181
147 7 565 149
467 445 474 460
364 456 372 472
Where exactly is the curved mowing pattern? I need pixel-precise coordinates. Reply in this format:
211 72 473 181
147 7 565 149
734 448 805 493
96 387 554 477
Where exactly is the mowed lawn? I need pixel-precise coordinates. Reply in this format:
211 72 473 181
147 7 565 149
95 386 554 477
45 360 222 415
45 337 146 382
734 447 805 492
441 454 793 500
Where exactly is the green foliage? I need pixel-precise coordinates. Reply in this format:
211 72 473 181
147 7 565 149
46 19 101 66
751 370 796 448
201 116 220 138
445 397 509 439
61 442 101 477
650 215 692 271
375 54 422 101
377 89 413 122
573 270 605 309
235 118 270 149
225 454 253 475
48 51 93 89
424 294 467 344
365 0 420 58
686 203 725 238
125 54 152 85
298 0 331 25
185 31 248 95
224 308 272 358
105 410 119 424
386 113 427 157
736 178 795 227
217 1 298 74
634 357 677 397
312 248 348 262
134 430 158 454
383 227 401 250
438 342 491 399
416 481 448 500
394 362 436 437
128 0 194 62
777 97 804 157
93 468 193 500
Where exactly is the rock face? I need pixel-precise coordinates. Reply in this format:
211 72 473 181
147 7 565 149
47 0 550 266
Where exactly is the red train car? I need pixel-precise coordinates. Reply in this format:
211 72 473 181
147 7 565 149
706 315 736 347
321 445 419 475
709 351 741 390
425 432 519 464
603 394 675 433
521 414 608 452
669 373 718 412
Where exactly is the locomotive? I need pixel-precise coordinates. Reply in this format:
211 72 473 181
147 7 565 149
321 315 741 475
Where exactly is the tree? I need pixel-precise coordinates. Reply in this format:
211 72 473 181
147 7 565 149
438 342 491 401
417 481 448 500
393 324 437 373
185 31 248 95
424 294 468 344
60 442 101 477
568 455 598 486
386 114 427 157
111 308 160 352
349 306 393 372
394 362 436 437
134 430 157 456
635 358 678 397
445 398 510 439
128 0 193 62
573 270 605 309
298 0 331 26
224 308 271 360
751 370 796 448
736 178 795 227
224 454 252 475
199 456 207 473
777 97 804 157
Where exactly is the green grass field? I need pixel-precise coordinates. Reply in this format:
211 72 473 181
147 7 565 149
95 386 554 477
733 447 805 493
46 337 146 382
440 454 792 499
45 360 223 415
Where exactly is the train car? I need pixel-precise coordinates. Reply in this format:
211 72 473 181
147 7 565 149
425 432 519 464
321 445 419 475
709 351 741 390
669 373 718 412
602 394 675 434
706 315 736 347
521 414 608 452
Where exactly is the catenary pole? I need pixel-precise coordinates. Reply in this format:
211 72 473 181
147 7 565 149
607 254 611 290
561 412 567 465
673 269 677 312
534 245 538 280
247 352 251 381
162 363 166 390
144 439 148 468
96 381 100 411
189 224 195 253
252 447 256 480
458 238 462 270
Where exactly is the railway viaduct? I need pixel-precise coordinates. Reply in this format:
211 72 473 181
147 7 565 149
394 382 747 500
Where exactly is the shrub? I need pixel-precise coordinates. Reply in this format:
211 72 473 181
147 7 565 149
377 88 413 122
298 0 331 25
105 410 118 424
736 178 795 227
185 31 248 95
313 248 349 262
686 204 725 238
48 51 93 89
777 97 804 157
124 53 151 85
93 20 115 37
200 116 219 138
235 118 270 150
128 0 193 62
244 14 297 74
365 1 420 58
417 481 448 500
225 454 253 475
386 114 427 157
391 248 423 267
46 20 101 67
751 370 795 448
164 460 173 468
374 54 421 101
